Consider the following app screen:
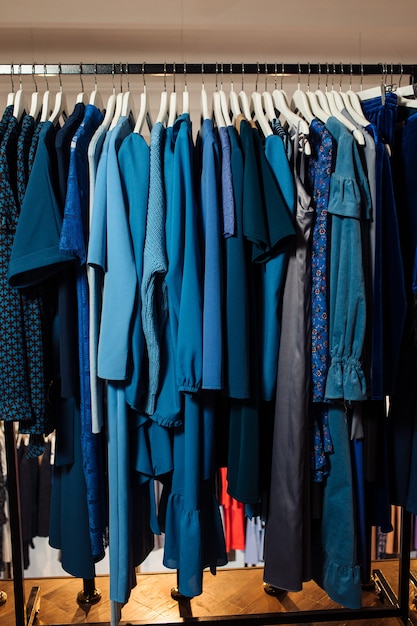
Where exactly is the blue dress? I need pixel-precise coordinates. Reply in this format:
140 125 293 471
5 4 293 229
59 104 106 563
162 114 226 597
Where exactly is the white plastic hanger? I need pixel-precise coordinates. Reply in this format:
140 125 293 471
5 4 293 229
167 63 177 127
238 64 252 120
109 91 124 130
134 63 153 135
218 63 233 126
272 89 307 133
28 64 42 119
120 65 136 123
49 65 67 125
270 64 311 155
76 63 86 104
228 63 242 121
155 65 169 126
213 91 226 129
109 64 125 130
303 64 329 123
182 62 190 115
325 65 365 144
339 65 370 127
89 64 104 111
12 65 26 121
290 65 315 125
262 90 276 121
39 65 52 122
100 65 117 130
250 64 272 137
212 63 226 129
200 64 211 122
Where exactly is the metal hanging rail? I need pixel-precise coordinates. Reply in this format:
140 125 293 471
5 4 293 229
0 62 415 79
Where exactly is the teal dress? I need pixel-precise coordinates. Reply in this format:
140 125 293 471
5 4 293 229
162 114 226 597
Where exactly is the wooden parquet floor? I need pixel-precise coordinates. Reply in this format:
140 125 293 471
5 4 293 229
0 561 415 625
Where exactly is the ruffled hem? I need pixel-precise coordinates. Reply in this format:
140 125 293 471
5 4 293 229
149 409 183 428
325 356 367 402
314 556 362 609
163 487 227 597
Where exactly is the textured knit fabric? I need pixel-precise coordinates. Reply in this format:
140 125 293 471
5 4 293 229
140 121 168 415
16 114 35 208
1 115 53 457
218 126 235 238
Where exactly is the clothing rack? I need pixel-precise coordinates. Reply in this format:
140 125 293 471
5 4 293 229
0 60 415 626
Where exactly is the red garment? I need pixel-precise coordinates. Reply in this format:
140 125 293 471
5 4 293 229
219 468 245 553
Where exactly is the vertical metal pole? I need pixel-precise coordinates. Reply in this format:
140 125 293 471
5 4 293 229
398 508 411 624
4 421 26 626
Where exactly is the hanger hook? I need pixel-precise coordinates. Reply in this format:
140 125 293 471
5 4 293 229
274 63 277 90
360 62 364 91
142 61 146 88
241 62 245 92
331 62 336 90
201 62 205 88
10 63 15 93
398 63 404 88
32 63 38 92
173 61 176 92
325 62 330 91
163 62 167 91
390 62 394 88
256 62 260 92
220 62 224 91
119 62 123 93
215 61 219 90
307 62 311 91
18 63 22 90
339 62 344 91
111 63 116 93
349 62 353 90
184 61 187 92
79 62 84 93
58 63 63 92
264 62 268 91
230 62 234 92
298 62 301 90
93 63 98 91
43 63 49 91
281 63 284 90
317 62 321 90
125 62 131 91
